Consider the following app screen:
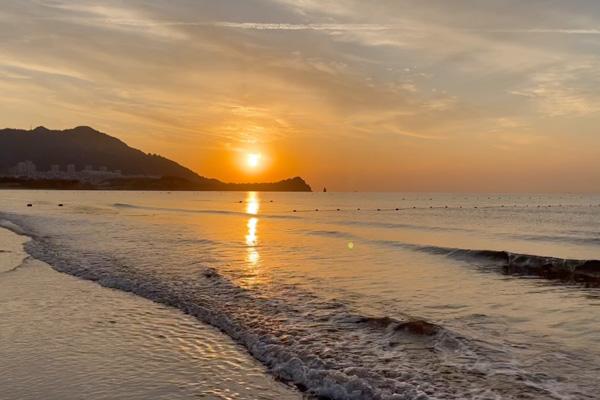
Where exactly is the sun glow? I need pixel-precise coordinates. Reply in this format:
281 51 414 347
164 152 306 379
247 153 262 169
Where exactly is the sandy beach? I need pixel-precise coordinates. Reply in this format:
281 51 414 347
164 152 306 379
0 227 300 400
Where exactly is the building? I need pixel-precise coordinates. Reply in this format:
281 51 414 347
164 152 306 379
13 161 37 177
2 161 155 183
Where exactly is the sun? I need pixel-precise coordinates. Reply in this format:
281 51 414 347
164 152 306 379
247 153 262 169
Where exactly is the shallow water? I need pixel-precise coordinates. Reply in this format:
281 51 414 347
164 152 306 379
0 229 300 400
1 190 599 399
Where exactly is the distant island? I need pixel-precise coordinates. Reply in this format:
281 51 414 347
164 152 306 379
0 126 312 192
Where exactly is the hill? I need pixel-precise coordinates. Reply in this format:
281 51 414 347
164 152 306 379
0 126 207 181
0 126 311 191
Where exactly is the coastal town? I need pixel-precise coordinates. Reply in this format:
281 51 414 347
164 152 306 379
3 161 143 184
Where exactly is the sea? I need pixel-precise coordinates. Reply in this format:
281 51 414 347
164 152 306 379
1 190 599 400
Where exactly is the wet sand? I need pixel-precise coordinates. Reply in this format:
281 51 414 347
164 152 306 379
0 228 301 400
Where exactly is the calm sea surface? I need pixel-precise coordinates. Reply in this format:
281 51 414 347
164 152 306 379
1 190 599 399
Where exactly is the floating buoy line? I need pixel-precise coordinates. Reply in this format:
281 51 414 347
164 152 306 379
290 203 600 213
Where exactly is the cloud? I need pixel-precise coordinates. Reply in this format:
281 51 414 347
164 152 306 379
1 0 600 190
0 60 90 81
211 22 393 31
33 1 188 39
511 64 600 117
213 21 600 36
476 28 600 35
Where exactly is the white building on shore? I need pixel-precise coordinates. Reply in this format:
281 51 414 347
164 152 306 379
3 161 130 183
13 161 37 177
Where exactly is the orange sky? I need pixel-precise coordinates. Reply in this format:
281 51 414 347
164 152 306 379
1 0 599 191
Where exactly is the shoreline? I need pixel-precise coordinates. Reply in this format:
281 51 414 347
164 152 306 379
0 226 301 400
2 191 599 400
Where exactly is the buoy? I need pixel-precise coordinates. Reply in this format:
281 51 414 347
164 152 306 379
58 204 64 207
395 208 399 211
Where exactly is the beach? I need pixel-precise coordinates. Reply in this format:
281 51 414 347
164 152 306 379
1 190 599 399
0 227 300 400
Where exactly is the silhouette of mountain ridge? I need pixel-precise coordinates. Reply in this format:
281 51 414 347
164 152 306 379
0 126 311 191
0 126 207 182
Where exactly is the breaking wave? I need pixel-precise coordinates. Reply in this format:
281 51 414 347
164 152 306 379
387 241 600 285
1 213 592 399
0 219 28 236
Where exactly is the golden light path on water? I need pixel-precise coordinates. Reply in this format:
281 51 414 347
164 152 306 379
245 192 260 274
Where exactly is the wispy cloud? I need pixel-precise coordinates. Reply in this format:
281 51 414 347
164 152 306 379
35 1 188 39
212 22 600 36
212 22 398 31
477 28 600 35
511 64 600 117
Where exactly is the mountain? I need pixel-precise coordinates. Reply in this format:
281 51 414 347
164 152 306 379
0 126 311 191
0 126 205 181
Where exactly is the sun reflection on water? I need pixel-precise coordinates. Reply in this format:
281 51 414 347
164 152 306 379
244 192 260 272
246 192 260 215
247 248 260 265
246 217 258 247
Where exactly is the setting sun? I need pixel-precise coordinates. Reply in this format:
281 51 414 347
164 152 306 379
2 1 600 399
246 153 262 169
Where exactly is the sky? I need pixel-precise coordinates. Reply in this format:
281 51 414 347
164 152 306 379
1 0 600 192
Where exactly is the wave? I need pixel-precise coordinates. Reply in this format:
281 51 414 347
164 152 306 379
0 219 28 236
305 230 357 239
0 220 31 274
112 203 300 220
339 219 474 233
365 238 600 285
336 220 600 248
509 233 600 245
21 238 439 399
349 316 440 336
2 214 589 399
424 246 600 285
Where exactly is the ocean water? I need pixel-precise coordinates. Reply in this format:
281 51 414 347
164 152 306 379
1 190 599 399
0 227 301 400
